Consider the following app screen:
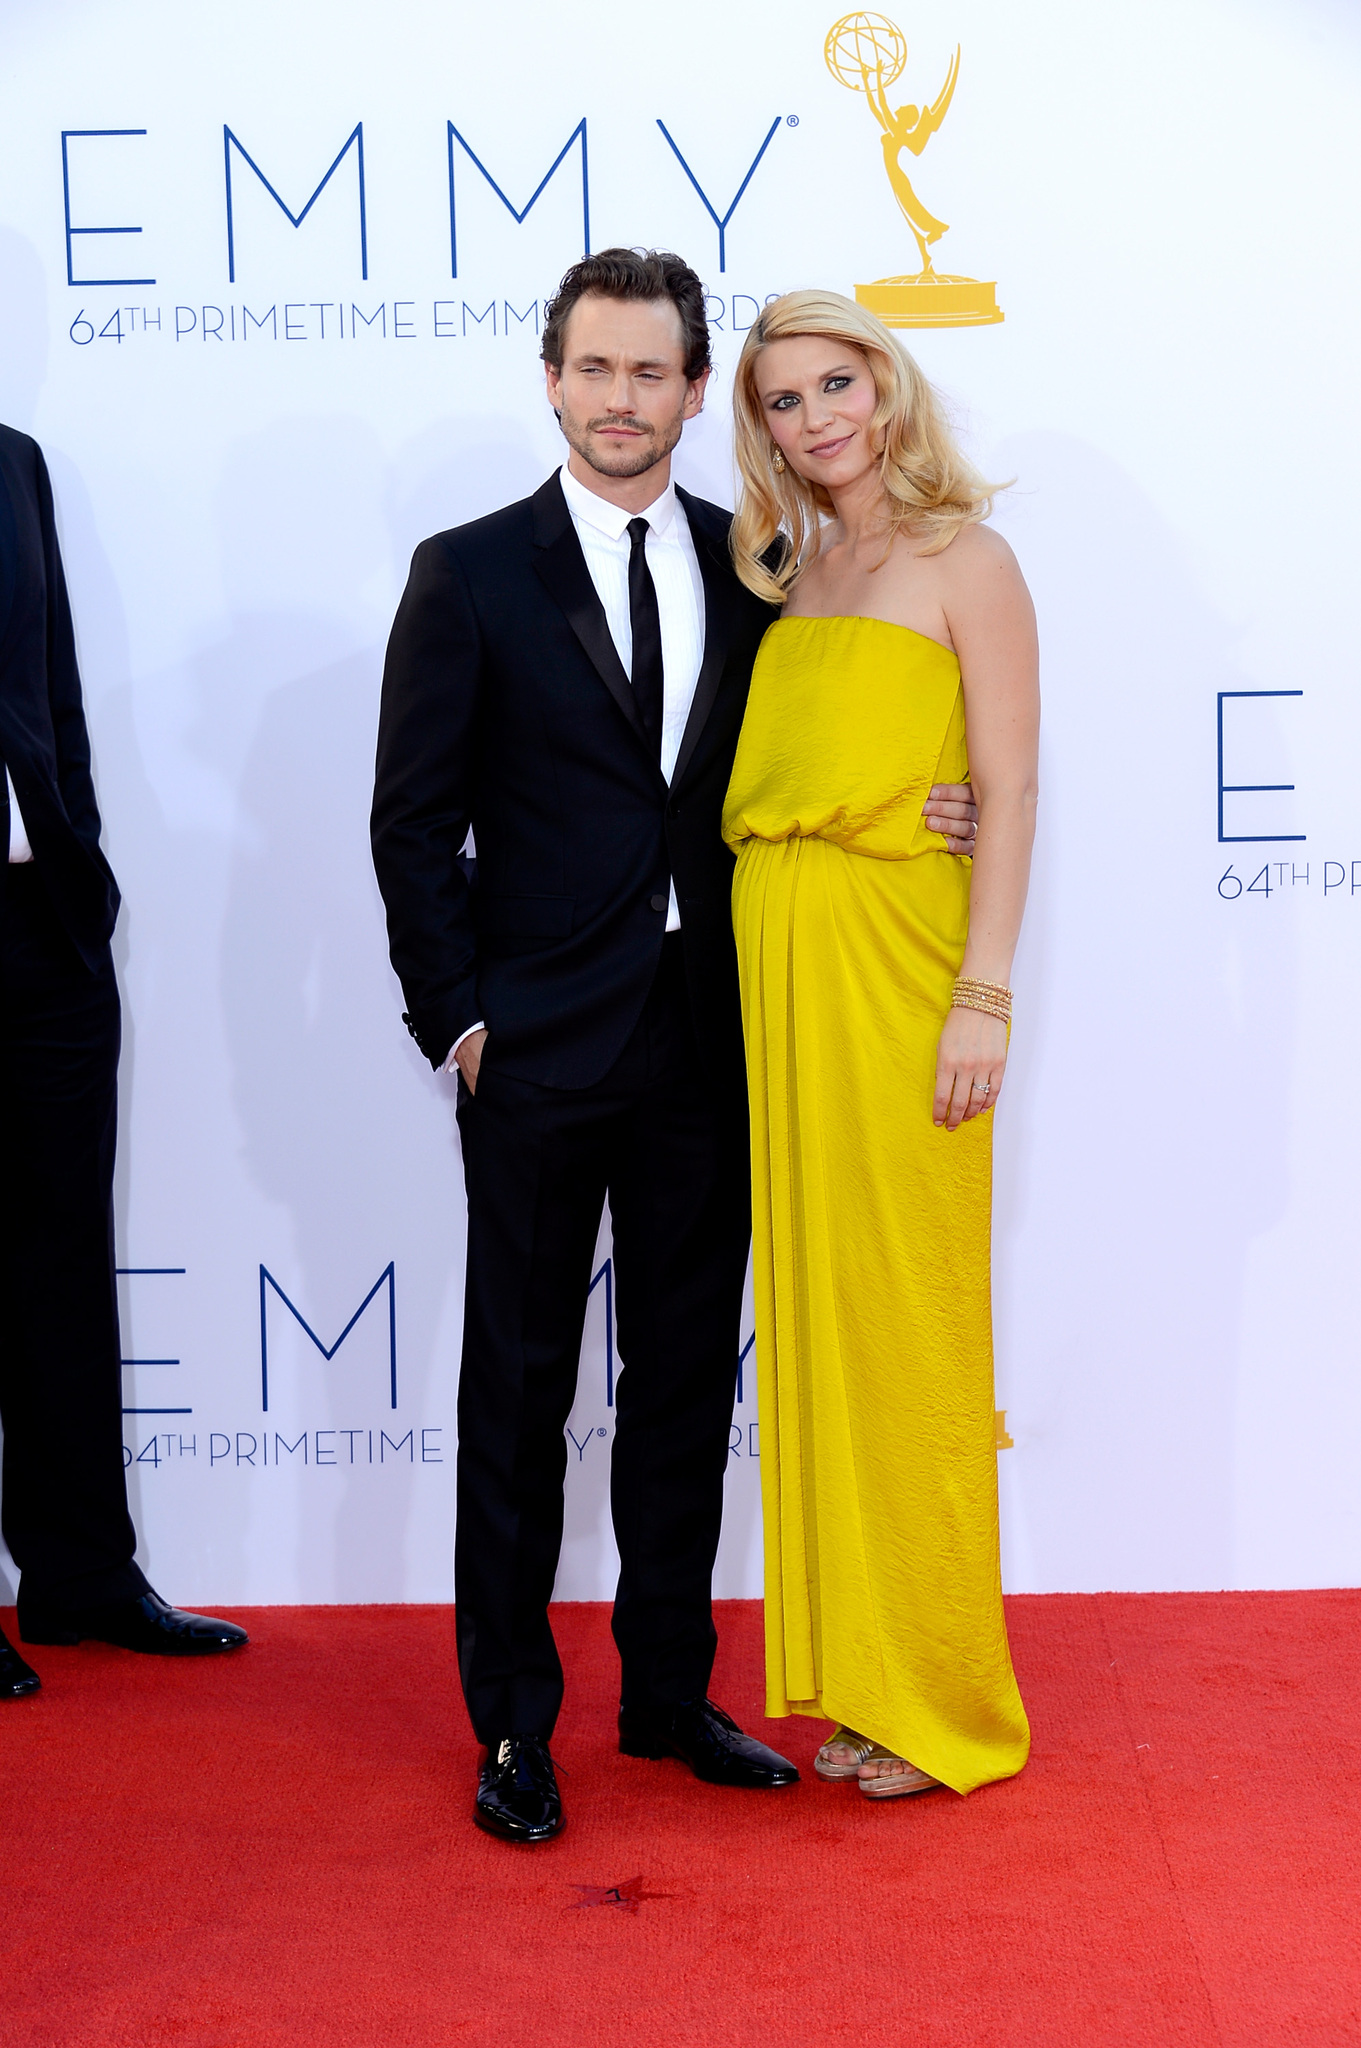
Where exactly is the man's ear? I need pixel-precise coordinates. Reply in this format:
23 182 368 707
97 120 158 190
545 361 564 414
682 366 712 422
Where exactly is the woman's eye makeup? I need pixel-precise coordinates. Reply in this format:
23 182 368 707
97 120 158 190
766 374 853 411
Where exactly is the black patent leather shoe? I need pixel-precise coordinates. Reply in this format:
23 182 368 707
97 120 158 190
18 1590 248 1655
474 1735 564 1843
0 1625 41 1697
619 1696 799 1788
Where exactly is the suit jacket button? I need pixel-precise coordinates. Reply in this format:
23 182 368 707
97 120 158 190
649 892 667 912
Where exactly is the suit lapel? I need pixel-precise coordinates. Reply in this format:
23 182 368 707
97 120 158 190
530 471 747 792
0 452 18 660
671 486 738 792
530 473 653 756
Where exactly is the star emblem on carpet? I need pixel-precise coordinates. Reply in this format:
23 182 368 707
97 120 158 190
570 1876 669 1914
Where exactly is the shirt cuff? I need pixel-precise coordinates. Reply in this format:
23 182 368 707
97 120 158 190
443 1022 486 1072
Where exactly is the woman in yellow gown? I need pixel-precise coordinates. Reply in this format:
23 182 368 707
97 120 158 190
721 292 1039 1800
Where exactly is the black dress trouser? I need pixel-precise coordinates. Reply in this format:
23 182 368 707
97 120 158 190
453 935 751 1742
0 863 147 1605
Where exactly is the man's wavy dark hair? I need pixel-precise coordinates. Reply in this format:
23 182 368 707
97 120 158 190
541 248 711 382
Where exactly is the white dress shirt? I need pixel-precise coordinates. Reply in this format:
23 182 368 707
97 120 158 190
556 461 707 831
446 463 707 1070
7 771 33 862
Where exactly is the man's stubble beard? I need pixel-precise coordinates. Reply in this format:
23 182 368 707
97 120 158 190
558 402 687 481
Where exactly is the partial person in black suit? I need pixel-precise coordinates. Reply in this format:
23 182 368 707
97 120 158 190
371 252 978 1840
0 424 247 1696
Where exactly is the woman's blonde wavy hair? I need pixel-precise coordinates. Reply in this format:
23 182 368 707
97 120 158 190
730 289 1002 605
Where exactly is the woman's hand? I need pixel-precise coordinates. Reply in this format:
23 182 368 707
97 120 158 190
933 1006 1008 1131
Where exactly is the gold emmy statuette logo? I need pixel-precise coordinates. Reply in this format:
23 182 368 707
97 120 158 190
994 1410 1014 1449
824 11 1002 327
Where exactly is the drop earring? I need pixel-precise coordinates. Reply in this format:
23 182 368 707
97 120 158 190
772 447 786 474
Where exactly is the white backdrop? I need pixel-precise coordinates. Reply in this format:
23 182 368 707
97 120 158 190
0 0 1357 1603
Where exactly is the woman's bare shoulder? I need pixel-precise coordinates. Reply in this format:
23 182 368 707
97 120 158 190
934 520 1021 580
932 521 1031 621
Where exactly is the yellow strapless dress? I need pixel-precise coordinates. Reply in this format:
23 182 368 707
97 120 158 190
722 616 1029 1795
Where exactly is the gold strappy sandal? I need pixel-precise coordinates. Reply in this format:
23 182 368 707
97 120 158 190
857 1753 942 1800
814 1725 943 1798
814 1725 876 1780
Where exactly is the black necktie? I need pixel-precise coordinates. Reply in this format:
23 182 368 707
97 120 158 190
626 517 664 762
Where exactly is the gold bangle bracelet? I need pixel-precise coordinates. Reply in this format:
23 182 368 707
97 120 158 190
951 974 1013 1023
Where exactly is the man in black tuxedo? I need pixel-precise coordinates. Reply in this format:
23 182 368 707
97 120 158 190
372 251 977 1840
0 424 247 1696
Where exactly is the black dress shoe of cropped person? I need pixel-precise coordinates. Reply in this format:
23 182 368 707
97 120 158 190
18 1590 248 1655
0 1625 41 1697
619 1697 800 1788
474 1735 564 1843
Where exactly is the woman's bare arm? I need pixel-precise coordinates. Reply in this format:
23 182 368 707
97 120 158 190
932 525 1040 1130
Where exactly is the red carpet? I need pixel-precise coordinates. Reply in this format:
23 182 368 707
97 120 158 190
3 1593 1357 2046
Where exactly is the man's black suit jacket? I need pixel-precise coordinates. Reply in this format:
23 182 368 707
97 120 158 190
0 425 119 968
371 472 776 1094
